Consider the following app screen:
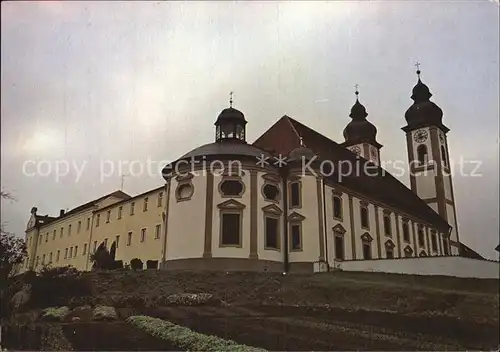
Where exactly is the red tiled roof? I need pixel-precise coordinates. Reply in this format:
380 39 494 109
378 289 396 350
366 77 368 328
253 115 450 231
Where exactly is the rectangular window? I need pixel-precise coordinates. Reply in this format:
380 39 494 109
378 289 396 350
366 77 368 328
42 254 45 265
431 232 438 252
158 192 163 207
361 206 369 229
104 238 108 248
52 230 56 240
39 235 42 244
36 256 39 267
45 232 49 242
443 237 450 255
290 182 301 208
386 248 394 259
106 210 111 223
140 228 146 242
49 252 53 263
56 250 60 262
68 224 72 236
83 243 87 255
77 220 81 234
143 197 148 212
290 223 302 250
384 216 392 236
60 227 64 238
116 235 120 248
155 224 161 239
69 247 73 258
363 243 372 260
265 217 279 250
335 235 344 260
118 206 122 219
74 246 78 257
418 226 425 247
221 213 241 246
64 248 68 259
402 221 410 242
87 217 91 230
96 214 100 227
93 241 97 252
333 196 342 220
130 202 135 215
127 231 132 246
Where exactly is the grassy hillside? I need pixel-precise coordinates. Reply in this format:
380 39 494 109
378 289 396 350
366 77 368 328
2 270 499 351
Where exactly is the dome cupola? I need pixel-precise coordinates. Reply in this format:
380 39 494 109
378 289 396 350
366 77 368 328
215 92 247 142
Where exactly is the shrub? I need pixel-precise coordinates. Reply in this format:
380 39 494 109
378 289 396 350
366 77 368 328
41 306 70 321
30 266 92 308
93 305 117 321
165 293 214 306
127 315 265 352
146 260 158 269
113 260 124 270
130 258 143 271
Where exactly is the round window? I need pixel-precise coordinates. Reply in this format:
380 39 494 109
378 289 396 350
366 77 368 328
263 184 279 201
220 180 243 196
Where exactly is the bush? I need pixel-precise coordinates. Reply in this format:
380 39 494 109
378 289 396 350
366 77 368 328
165 293 214 306
113 260 124 270
40 306 70 321
127 315 265 352
130 258 143 271
93 305 117 321
30 266 92 308
146 260 158 270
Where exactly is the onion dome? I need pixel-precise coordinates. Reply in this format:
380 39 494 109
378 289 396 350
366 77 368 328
404 68 446 131
342 89 380 147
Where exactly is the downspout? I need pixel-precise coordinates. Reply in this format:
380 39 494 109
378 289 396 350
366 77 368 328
85 208 96 271
322 177 329 271
161 180 171 268
281 167 289 273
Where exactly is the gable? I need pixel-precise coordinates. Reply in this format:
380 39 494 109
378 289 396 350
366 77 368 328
288 211 306 222
253 116 302 156
261 204 283 215
96 195 129 209
217 199 246 210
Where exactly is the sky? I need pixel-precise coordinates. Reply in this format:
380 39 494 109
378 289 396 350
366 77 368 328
1 1 499 259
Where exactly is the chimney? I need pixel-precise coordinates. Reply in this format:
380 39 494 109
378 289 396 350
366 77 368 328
30 207 38 215
60 209 65 216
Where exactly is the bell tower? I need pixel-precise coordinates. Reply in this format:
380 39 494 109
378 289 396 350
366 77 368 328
340 85 382 165
402 65 459 255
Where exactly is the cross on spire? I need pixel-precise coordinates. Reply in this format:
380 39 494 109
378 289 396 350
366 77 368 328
415 62 421 78
229 91 233 108
354 84 359 100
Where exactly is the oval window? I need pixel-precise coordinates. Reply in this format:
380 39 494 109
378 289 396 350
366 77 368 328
177 183 193 200
263 184 279 201
220 180 243 196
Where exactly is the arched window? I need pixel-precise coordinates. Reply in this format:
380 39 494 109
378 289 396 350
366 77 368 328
417 145 428 165
333 196 342 220
441 145 447 167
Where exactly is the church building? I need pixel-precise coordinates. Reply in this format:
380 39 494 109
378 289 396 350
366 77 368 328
23 69 465 273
